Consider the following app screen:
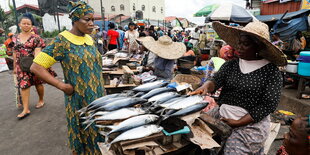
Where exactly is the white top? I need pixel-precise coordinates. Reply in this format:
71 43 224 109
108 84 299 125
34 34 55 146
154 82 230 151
239 59 270 74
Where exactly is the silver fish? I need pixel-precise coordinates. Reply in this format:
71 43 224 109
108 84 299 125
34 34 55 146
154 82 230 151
133 80 168 92
148 92 179 103
83 108 146 129
164 102 208 119
101 98 147 111
162 95 204 110
98 114 159 140
140 87 175 99
106 125 163 149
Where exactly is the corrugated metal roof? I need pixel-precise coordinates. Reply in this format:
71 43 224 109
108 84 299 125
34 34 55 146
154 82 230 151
260 1 301 15
255 9 310 22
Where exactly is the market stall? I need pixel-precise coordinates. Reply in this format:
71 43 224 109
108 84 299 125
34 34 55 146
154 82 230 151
79 80 225 155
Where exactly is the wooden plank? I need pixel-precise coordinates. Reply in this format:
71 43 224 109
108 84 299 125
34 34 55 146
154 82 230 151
104 83 136 88
122 65 134 74
120 132 164 146
103 68 139 75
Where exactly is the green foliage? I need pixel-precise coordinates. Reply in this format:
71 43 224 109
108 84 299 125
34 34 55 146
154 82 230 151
42 30 59 38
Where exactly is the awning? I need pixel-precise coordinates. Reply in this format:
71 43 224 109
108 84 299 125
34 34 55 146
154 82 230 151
256 9 310 22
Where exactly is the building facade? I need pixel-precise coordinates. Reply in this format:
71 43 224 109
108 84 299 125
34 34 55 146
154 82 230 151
86 0 165 20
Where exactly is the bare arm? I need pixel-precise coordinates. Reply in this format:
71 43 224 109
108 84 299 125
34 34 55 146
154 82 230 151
30 63 73 95
188 80 216 95
13 51 17 74
221 114 254 128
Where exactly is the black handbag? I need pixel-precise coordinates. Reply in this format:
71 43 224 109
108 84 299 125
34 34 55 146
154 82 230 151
20 55 34 72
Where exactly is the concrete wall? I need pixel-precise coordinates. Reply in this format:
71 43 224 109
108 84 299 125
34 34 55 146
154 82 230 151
42 13 72 32
87 0 165 20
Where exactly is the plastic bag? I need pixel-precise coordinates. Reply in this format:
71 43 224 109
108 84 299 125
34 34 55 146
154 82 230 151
0 58 9 72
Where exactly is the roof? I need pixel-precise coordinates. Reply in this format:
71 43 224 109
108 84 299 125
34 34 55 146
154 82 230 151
256 9 310 22
5 4 39 14
165 16 185 22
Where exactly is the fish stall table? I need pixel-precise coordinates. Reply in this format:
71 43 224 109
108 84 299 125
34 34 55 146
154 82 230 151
96 112 221 155
103 67 139 94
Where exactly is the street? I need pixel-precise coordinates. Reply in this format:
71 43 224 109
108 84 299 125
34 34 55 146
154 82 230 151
0 63 70 155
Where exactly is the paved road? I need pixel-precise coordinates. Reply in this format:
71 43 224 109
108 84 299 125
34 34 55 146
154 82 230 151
0 63 71 155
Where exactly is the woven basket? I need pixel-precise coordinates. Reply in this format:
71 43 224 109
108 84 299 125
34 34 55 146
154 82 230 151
171 74 201 90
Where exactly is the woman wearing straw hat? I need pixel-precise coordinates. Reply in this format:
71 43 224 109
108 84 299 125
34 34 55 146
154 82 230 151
190 21 287 154
141 35 186 80
30 1 103 154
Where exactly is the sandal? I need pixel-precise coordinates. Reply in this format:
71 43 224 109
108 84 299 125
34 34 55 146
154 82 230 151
35 102 45 109
17 112 30 120
302 94 310 99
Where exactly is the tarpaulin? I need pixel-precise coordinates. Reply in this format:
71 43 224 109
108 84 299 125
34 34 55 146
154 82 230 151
273 15 309 42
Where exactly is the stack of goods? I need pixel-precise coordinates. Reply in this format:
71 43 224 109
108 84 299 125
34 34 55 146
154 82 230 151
79 80 209 150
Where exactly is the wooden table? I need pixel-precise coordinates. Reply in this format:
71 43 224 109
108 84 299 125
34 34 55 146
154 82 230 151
296 75 310 99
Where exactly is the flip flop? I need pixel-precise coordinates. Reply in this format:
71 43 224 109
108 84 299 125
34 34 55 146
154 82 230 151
17 113 30 120
35 103 45 109
302 94 310 99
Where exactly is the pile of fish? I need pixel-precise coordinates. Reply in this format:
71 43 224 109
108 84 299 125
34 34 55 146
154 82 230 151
79 80 208 149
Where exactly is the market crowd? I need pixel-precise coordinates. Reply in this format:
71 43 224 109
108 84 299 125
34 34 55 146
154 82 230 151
0 1 309 155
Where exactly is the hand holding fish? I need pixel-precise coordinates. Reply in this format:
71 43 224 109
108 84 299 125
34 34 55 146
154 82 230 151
188 81 215 95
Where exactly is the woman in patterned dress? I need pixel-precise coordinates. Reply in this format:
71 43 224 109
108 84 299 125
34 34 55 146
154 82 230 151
30 1 103 155
13 13 55 119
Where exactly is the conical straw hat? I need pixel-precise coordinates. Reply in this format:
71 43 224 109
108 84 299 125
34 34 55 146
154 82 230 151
212 21 287 66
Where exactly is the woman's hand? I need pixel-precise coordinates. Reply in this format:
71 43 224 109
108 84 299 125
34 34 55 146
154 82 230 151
58 82 74 95
13 68 17 74
188 81 215 95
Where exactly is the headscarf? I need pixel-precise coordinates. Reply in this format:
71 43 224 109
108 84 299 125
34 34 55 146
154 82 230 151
68 1 94 22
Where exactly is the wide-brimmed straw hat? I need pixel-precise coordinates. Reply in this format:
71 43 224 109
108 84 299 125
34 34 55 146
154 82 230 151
136 36 155 44
141 35 186 60
212 21 287 66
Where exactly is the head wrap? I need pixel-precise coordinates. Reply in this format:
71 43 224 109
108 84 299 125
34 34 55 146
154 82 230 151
68 1 94 22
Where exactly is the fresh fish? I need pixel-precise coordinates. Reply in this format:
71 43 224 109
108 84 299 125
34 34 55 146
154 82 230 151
162 95 204 110
98 114 159 140
106 125 163 149
133 80 168 92
80 111 109 120
148 92 179 103
164 102 208 119
140 87 175 99
86 97 127 112
83 108 146 129
133 92 146 97
100 98 147 111
78 94 126 114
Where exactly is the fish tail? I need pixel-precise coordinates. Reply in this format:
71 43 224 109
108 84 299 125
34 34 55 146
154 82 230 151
98 131 109 143
83 120 95 130
105 143 112 150
77 107 87 114
80 116 90 120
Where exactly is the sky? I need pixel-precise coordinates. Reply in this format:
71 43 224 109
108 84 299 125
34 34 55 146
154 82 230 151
165 0 246 25
0 0 246 24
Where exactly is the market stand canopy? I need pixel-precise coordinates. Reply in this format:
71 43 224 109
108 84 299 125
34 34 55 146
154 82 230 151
205 3 255 24
194 4 220 17
255 9 310 22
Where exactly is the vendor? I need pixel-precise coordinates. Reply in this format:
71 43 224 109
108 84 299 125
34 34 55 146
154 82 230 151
137 36 156 69
141 35 186 80
190 21 287 154
177 42 196 74
30 1 103 154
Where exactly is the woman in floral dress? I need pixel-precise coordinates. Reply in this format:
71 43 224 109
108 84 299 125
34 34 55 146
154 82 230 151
13 13 56 119
30 1 104 155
